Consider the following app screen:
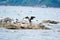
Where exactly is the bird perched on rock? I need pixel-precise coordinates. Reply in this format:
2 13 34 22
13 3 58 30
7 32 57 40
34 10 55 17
25 16 35 23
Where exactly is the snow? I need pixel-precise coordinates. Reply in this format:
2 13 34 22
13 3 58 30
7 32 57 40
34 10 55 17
0 6 60 40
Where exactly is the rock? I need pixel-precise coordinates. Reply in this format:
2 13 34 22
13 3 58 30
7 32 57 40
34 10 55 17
0 20 50 29
0 23 21 29
7 24 21 29
31 23 50 29
42 20 59 24
20 23 31 29
39 23 50 29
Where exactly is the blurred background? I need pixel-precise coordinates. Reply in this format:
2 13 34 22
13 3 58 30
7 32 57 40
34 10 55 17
0 0 60 8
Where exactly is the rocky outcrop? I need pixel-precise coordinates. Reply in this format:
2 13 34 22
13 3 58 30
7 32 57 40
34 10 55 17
42 20 60 24
0 23 50 29
31 23 50 29
0 17 50 30
0 17 13 24
0 23 21 29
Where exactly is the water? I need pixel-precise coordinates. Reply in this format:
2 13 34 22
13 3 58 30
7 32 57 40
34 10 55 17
0 6 60 22
0 0 60 7
0 27 60 40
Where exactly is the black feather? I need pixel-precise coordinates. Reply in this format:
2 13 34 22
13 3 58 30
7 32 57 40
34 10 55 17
25 16 29 19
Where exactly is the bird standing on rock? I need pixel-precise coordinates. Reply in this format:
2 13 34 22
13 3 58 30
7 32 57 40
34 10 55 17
25 16 35 24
